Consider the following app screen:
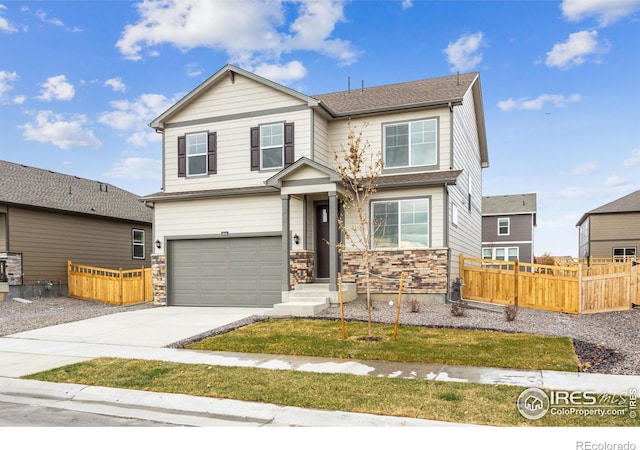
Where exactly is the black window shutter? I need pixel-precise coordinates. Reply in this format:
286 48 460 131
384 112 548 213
177 136 186 177
207 132 217 175
250 126 260 171
284 122 295 167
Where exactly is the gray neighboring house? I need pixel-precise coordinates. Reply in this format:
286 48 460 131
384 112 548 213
576 189 640 260
481 193 537 263
0 160 153 299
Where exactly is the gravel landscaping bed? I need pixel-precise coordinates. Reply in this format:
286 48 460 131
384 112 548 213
1 296 638 375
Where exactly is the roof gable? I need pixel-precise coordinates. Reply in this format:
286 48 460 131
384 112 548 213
576 189 640 226
0 160 152 223
150 64 319 130
265 157 341 188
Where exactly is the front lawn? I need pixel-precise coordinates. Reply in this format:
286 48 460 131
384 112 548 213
186 318 580 372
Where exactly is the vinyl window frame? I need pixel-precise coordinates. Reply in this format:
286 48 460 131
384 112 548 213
497 217 510 236
382 118 438 170
132 229 146 260
371 197 430 249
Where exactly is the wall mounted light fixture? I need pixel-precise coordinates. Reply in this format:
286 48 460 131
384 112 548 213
293 234 300 245
155 239 161 249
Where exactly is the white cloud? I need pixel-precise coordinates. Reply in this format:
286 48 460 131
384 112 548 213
12 95 25 104
561 0 640 26
253 60 307 85
116 0 358 70
401 0 413 10
104 77 126 92
37 75 75 101
36 10 63 27
0 70 17 97
622 148 640 168
545 30 608 70
0 16 16 33
185 63 203 78
572 161 600 176
443 32 484 73
604 174 626 187
99 93 178 147
105 157 162 181
497 93 581 111
22 110 101 149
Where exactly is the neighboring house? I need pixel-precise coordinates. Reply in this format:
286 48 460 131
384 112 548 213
0 160 153 299
481 193 537 263
145 64 489 309
576 189 640 261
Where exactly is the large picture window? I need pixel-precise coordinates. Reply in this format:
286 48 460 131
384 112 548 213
372 198 429 248
482 247 518 262
384 119 437 168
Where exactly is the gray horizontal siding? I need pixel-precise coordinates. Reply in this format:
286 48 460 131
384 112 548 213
8 206 152 284
482 214 533 243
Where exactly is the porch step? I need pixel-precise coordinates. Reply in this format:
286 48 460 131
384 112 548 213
267 297 330 317
289 282 358 304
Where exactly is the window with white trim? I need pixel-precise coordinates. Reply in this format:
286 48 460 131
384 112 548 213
186 132 207 176
372 198 429 248
260 123 284 169
132 229 145 260
384 119 437 168
613 247 636 261
482 247 518 262
497 218 510 236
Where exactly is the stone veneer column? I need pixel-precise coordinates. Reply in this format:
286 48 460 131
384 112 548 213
290 250 315 287
151 254 167 305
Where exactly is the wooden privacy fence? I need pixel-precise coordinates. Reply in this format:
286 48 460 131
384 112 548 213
68 261 153 305
459 255 639 314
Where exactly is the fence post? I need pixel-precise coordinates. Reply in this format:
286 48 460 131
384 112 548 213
578 263 583 314
119 268 124 306
459 254 464 299
513 258 519 308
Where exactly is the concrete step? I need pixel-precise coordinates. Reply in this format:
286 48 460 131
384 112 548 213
267 298 330 317
290 282 358 304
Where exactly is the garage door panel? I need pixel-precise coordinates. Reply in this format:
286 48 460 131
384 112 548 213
168 236 282 307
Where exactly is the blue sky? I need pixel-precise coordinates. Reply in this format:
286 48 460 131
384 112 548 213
0 0 639 258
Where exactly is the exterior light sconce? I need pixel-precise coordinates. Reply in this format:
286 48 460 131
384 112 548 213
293 234 300 245
155 239 162 249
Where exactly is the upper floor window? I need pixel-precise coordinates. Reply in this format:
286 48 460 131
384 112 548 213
260 123 284 169
483 247 518 262
132 229 145 259
384 119 437 169
498 218 510 235
187 133 207 176
372 198 429 249
250 122 295 171
177 132 217 178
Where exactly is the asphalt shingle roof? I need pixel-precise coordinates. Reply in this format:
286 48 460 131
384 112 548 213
0 160 152 223
312 72 478 116
576 189 640 226
482 193 537 215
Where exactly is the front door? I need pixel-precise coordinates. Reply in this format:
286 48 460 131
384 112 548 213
315 203 330 279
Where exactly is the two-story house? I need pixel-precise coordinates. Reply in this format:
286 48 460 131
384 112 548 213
481 193 537 263
576 189 640 261
144 64 488 312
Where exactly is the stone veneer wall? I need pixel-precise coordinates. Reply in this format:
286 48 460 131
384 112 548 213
290 250 314 287
151 254 167 305
0 252 23 285
341 248 449 294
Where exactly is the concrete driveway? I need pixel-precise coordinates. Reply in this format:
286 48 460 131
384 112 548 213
8 306 266 347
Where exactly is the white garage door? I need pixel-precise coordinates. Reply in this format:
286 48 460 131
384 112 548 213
167 236 282 307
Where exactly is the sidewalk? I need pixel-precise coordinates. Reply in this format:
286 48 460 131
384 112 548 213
1 306 639 426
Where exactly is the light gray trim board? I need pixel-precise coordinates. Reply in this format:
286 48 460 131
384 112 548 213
282 178 332 187
282 194 291 292
142 187 277 202
329 191 338 292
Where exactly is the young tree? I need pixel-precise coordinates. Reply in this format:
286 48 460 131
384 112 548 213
333 121 383 338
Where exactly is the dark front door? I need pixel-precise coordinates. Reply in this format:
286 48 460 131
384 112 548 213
315 203 330 279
